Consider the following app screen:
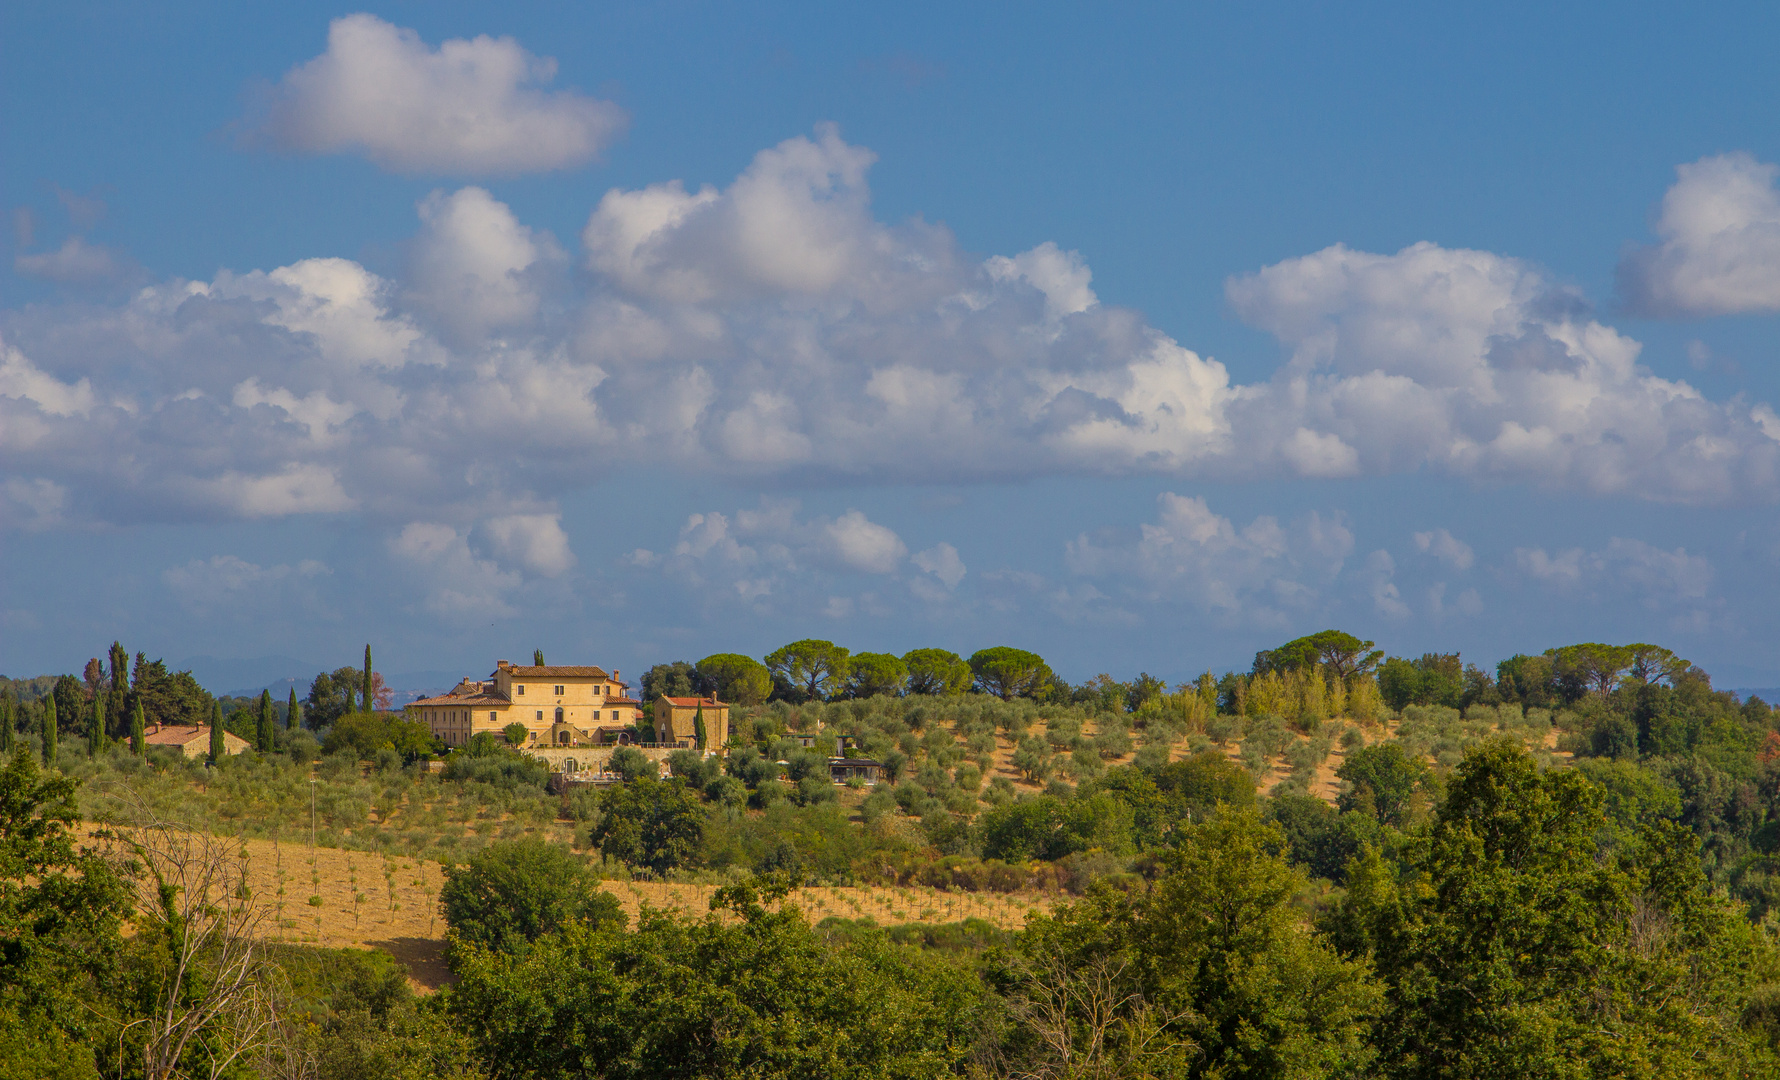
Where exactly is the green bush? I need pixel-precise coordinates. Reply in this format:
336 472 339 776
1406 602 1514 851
440 837 624 958
589 776 706 874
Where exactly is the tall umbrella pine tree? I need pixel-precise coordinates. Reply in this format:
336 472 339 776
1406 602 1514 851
130 698 145 755
209 700 225 763
42 694 57 768
257 689 274 750
363 645 374 713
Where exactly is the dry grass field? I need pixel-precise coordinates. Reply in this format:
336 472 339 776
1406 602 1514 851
199 836 1052 992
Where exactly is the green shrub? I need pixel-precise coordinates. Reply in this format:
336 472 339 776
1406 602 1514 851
440 837 624 957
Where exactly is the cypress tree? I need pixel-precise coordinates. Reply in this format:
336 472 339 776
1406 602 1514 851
130 697 145 755
693 702 707 753
108 640 129 738
363 645 374 714
42 694 57 768
534 649 545 666
209 700 225 763
287 687 300 731
257 689 274 751
89 697 103 756
0 690 13 753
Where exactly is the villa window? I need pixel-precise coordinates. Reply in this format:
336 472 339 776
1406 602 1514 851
536 710 543 721
555 707 564 723
517 684 525 695
488 712 496 723
554 684 564 695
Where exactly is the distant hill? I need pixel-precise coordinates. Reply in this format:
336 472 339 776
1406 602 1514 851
1728 688 1780 704
179 655 319 698
383 671 472 707
221 676 304 701
221 669 473 707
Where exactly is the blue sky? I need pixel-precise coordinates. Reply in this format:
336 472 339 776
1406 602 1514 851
7 2 1780 691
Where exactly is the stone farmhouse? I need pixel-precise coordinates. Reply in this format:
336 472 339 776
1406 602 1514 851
411 661 642 749
143 722 251 758
653 694 731 747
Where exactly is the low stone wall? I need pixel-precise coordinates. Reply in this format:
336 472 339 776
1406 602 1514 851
520 744 694 774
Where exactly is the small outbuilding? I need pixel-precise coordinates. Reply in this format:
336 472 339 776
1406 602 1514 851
828 757 882 785
142 723 252 759
653 695 729 747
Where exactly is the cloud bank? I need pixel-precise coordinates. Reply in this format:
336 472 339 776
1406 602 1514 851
9 128 1780 594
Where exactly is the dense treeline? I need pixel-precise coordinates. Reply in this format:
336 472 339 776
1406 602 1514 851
7 736 1777 1079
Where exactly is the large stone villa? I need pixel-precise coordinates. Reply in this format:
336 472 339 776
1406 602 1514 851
411 658 879 785
412 660 645 748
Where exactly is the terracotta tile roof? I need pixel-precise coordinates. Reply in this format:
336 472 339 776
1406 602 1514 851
143 724 209 746
659 696 728 707
414 692 509 707
605 696 640 706
495 664 611 678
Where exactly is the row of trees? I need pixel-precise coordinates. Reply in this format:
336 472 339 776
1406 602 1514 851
636 632 1714 718
642 642 1056 707
0 642 418 770
304 645 390 727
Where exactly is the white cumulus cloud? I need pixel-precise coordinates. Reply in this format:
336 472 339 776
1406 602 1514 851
162 554 330 614
474 512 576 576
389 522 521 617
252 14 627 175
407 187 556 341
626 500 927 616
1618 152 1780 316
1226 240 1780 503
14 236 130 283
0 336 95 418
912 542 967 589
1412 527 1475 570
1065 492 1353 623
823 509 907 574
1515 537 1714 607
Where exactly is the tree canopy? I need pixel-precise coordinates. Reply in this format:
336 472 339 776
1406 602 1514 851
903 648 973 695
968 647 1052 700
640 661 695 701
1255 629 1383 680
845 652 908 698
694 653 773 706
764 640 851 702
440 837 625 958
1333 738 1775 1078
1335 742 1426 827
589 776 706 874
448 881 984 1080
